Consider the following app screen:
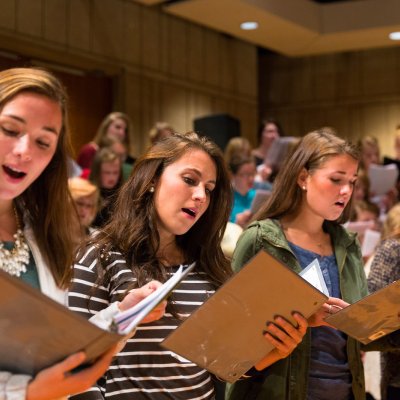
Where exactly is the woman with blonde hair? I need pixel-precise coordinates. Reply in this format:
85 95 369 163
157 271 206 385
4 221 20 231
77 111 134 169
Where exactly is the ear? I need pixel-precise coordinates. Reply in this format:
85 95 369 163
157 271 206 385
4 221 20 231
297 168 309 190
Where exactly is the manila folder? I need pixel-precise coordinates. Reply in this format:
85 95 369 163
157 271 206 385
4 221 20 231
325 280 400 344
0 269 121 375
162 250 328 383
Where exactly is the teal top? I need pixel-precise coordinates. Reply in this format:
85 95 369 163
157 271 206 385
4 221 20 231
230 189 256 223
3 241 40 290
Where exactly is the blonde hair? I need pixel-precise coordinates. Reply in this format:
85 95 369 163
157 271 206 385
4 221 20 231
68 177 99 201
382 203 400 240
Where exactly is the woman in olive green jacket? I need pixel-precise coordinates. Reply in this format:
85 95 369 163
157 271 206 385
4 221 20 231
227 129 400 400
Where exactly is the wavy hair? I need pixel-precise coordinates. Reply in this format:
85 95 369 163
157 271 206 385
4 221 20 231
0 67 78 288
87 132 233 288
254 128 360 224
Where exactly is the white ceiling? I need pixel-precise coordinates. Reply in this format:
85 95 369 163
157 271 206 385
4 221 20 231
134 0 400 56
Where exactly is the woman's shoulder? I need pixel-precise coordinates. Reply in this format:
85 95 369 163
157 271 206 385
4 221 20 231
75 244 125 268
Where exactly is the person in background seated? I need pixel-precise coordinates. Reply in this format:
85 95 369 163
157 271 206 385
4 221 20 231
77 111 134 170
148 121 174 146
229 155 257 228
251 118 283 167
68 177 99 235
89 147 123 228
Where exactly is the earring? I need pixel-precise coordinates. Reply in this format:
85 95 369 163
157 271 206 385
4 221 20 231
302 186 306 191
149 186 154 193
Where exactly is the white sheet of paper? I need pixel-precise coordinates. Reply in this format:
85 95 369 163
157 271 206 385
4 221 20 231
299 259 329 296
369 163 398 196
361 229 381 258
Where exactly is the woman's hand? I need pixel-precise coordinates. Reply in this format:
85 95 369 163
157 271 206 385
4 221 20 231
254 312 308 371
119 280 167 324
308 297 350 327
26 344 118 400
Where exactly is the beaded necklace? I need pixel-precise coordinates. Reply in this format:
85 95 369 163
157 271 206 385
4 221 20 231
0 206 30 277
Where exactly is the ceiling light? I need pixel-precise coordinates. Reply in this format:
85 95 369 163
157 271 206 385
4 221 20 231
240 21 258 30
389 32 400 41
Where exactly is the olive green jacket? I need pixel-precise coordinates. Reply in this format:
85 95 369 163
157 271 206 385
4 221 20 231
226 219 400 400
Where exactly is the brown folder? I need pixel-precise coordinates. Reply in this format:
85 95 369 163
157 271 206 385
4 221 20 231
162 250 328 382
325 280 400 344
0 269 122 375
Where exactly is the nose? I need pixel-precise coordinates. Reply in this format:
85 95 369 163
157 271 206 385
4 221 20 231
193 185 207 203
340 183 353 195
13 134 32 162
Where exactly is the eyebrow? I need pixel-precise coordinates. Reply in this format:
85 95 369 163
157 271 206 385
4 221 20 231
333 170 358 177
186 167 216 185
3 114 60 135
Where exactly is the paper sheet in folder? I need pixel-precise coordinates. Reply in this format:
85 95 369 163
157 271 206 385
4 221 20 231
162 250 328 383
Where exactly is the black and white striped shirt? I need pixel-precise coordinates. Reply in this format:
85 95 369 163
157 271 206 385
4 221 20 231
68 245 217 400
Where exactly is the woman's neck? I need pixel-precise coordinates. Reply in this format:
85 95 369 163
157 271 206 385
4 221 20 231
158 232 185 266
0 200 18 241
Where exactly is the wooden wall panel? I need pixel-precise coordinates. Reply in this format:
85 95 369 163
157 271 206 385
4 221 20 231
68 0 91 51
166 17 187 79
92 0 124 59
234 41 257 98
0 0 16 30
187 24 204 84
17 0 42 37
123 1 141 65
141 6 161 71
0 0 258 156
44 0 67 44
203 29 221 88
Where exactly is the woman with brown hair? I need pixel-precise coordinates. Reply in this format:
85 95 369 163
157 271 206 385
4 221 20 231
69 132 307 399
227 128 400 400
0 67 164 400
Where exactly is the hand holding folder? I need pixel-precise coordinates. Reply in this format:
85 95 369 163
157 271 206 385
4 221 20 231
0 263 194 375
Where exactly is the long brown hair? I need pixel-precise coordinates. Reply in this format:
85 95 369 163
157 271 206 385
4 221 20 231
254 128 360 224
0 67 78 288
87 132 233 288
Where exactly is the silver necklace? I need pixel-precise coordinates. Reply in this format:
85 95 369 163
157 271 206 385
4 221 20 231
0 207 30 277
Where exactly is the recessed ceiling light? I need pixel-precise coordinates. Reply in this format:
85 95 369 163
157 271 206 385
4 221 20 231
389 32 400 40
240 21 258 30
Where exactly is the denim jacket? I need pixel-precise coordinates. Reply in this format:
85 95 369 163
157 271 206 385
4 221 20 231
226 218 400 400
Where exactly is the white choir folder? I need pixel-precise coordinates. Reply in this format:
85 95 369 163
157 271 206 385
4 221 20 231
162 250 328 383
0 264 194 375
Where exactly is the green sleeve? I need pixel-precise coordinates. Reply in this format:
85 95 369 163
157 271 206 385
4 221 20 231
231 224 262 273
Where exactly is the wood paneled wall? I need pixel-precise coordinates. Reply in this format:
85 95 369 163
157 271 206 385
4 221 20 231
0 0 258 156
259 47 400 158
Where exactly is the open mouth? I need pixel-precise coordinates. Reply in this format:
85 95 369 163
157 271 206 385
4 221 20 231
3 165 26 179
335 200 345 207
182 208 197 217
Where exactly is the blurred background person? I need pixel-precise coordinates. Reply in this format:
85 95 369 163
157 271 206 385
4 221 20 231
68 177 99 235
89 147 123 228
229 155 257 228
251 118 283 167
368 203 400 400
77 111 134 170
148 121 174 146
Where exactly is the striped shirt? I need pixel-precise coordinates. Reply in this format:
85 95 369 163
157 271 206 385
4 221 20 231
68 245 217 400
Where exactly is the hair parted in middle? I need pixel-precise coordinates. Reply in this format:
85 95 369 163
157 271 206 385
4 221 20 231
86 131 233 287
254 128 360 224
